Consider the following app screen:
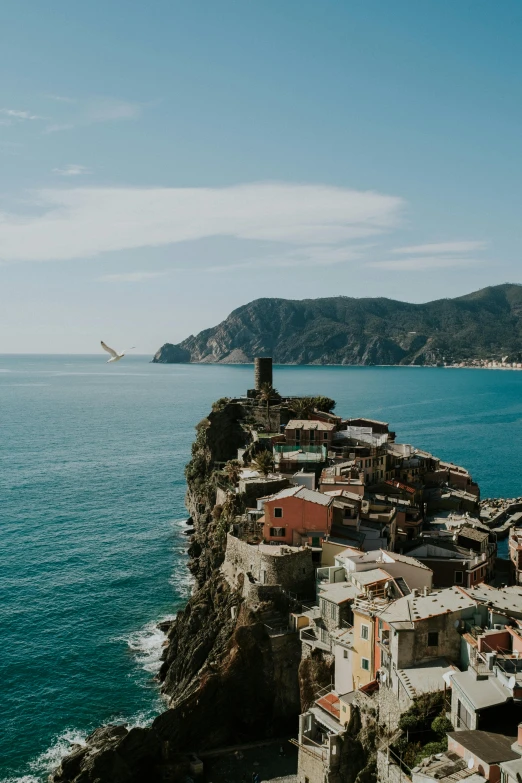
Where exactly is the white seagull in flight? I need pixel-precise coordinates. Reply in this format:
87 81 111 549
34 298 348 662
100 341 136 363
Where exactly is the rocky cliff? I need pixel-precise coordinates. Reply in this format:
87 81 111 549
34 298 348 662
152 283 522 366
50 399 309 783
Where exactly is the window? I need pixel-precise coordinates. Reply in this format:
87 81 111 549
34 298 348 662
269 527 284 537
323 432 328 440
378 620 383 639
274 507 283 518
309 430 315 441
361 624 369 640
295 429 301 441
427 631 439 647
454 571 463 584
361 658 370 671
330 602 337 620
343 650 348 659
457 699 471 730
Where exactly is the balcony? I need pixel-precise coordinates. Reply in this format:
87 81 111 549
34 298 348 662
300 627 332 652
290 736 329 762
378 632 390 652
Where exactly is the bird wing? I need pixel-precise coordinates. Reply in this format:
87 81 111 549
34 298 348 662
101 341 118 358
121 346 136 354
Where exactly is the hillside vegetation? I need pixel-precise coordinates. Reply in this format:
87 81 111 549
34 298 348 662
153 283 522 365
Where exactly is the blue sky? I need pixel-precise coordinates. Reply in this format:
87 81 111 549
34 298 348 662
1 0 522 353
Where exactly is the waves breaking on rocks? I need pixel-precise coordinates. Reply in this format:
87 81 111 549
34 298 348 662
124 617 175 676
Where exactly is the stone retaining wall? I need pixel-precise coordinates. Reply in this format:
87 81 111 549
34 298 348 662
224 533 315 595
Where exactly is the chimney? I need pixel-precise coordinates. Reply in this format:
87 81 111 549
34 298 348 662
411 588 419 598
423 586 430 597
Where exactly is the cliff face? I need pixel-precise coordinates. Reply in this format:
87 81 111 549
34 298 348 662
152 283 522 366
51 400 303 783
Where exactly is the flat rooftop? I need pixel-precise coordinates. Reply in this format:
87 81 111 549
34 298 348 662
351 568 391 586
286 419 336 431
463 584 522 616
318 582 360 605
451 670 511 710
448 730 520 763
378 587 476 625
396 659 457 699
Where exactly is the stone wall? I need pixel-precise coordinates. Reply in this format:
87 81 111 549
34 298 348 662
224 533 315 595
377 749 412 783
243 582 282 604
297 744 328 783
375 684 404 731
239 476 290 503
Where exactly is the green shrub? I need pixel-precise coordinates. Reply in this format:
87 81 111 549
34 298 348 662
431 715 453 737
311 395 336 412
212 397 230 411
415 741 447 764
398 712 422 732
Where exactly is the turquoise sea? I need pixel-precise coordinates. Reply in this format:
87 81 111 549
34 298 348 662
3 355 522 782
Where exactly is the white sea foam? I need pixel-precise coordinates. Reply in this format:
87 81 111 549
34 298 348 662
2 728 89 783
4 712 162 783
1 776 40 783
123 616 175 675
168 518 195 597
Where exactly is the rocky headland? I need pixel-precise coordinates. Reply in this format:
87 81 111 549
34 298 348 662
152 284 522 367
51 397 352 783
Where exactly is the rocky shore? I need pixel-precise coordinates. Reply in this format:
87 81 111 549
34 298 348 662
50 399 336 783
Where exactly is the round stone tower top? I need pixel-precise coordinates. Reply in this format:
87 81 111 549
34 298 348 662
254 357 273 390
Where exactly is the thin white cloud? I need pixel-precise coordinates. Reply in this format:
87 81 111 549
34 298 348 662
44 97 142 133
84 98 141 123
392 241 486 255
46 94 76 103
369 256 481 271
1 108 41 121
45 123 75 133
98 271 165 283
0 182 404 263
207 244 367 272
52 164 89 177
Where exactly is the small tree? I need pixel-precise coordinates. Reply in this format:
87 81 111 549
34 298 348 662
311 395 336 413
291 397 315 419
258 382 279 432
431 715 453 738
223 459 242 487
211 504 223 520
254 449 275 477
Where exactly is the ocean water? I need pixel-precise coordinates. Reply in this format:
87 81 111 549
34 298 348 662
2 356 522 781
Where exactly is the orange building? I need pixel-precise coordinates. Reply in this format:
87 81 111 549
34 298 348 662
261 485 335 546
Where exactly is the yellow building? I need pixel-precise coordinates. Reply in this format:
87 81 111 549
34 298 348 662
351 605 375 689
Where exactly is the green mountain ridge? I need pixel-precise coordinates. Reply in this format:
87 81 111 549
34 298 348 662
152 283 522 366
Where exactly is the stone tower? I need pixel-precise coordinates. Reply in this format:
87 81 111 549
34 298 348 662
254 357 273 390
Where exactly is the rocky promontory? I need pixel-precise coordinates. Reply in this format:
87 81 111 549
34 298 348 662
152 284 522 366
51 397 336 783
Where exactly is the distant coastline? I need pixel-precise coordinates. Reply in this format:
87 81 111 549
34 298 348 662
152 359 522 370
152 283 522 367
